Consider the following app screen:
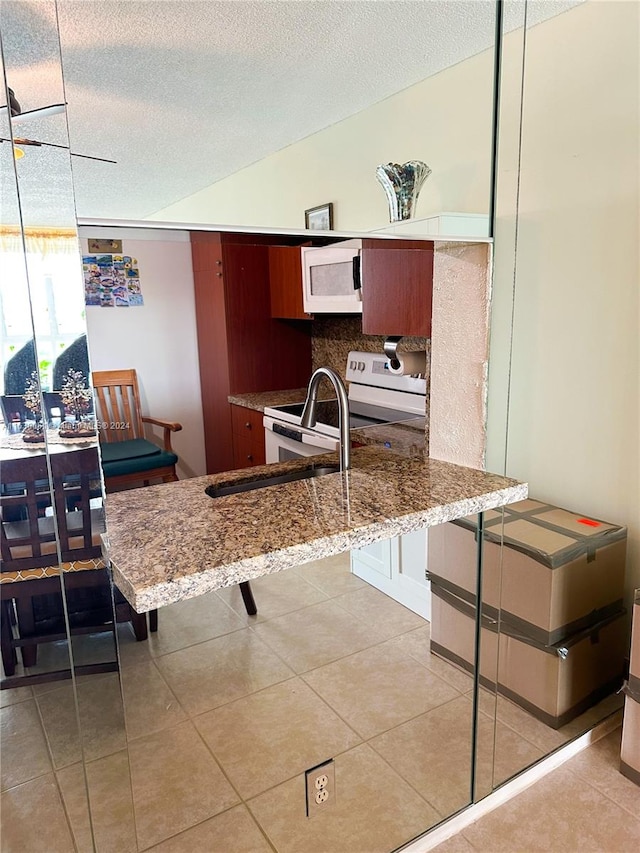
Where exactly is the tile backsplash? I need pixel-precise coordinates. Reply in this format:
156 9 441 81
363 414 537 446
311 316 429 381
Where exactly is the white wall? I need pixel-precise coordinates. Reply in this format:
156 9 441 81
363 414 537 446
487 0 640 600
80 226 206 478
148 48 495 230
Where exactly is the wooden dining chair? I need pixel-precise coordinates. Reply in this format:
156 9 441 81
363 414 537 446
0 448 154 687
0 395 32 432
91 369 182 492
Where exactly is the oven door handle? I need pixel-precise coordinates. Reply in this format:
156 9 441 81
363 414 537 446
300 430 339 450
264 417 339 451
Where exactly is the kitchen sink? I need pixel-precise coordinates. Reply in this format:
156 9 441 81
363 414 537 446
205 463 341 498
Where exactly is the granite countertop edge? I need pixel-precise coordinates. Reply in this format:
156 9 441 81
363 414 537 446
228 389 307 412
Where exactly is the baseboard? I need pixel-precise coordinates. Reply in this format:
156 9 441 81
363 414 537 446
396 711 622 852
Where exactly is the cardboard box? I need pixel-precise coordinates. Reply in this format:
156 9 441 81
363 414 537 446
629 591 640 681
430 582 499 687
620 686 640 786
430 581 626 729
427 499 627 645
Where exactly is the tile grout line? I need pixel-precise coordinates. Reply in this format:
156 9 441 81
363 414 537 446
133 802 277 853
248 612 438 684
32 691 80 852
366 734 447 822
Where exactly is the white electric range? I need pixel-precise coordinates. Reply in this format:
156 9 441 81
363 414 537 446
263 350 426 463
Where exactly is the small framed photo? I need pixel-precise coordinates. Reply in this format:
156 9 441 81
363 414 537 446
304 202 334 231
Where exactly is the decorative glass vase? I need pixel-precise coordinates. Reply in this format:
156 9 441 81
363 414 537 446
375 160 432 222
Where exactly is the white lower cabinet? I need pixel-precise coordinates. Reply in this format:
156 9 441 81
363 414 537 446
350 529 431 621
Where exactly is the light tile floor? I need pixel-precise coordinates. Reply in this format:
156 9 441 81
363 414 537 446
0 553 632 853
433 729 640 853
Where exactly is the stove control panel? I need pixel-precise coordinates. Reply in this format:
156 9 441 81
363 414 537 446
346 351 427 396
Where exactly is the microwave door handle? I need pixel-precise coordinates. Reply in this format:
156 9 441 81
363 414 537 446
352 254 362 298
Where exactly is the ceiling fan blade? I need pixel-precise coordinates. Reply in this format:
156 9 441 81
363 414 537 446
1 102 67 122
0 136 116 163
0 136 41 147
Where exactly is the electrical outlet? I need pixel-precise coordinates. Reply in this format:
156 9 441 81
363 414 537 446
305 759 335 817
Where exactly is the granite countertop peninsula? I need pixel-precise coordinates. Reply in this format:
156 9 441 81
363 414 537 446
104 446 527 613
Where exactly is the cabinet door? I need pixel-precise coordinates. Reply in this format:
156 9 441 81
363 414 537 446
231 405 266 468
361 239 434 337
191 232 235 474
232 430 265 469
269 246 311 320
351 538 396 580
351 530 430 620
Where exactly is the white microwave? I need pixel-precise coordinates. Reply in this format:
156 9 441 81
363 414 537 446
301 239 363 313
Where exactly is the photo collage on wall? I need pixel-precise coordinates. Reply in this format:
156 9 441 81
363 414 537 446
83 253 144 307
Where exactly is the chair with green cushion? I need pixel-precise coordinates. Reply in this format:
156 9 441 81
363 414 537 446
91 369 182 492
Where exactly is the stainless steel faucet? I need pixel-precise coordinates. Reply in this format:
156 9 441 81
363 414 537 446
301 366 351 471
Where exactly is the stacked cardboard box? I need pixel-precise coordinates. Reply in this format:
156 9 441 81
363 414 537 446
620 589 640 785
428 499 627 728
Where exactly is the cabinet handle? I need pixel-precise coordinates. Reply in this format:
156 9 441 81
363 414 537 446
216 272 222 277
215 259 222 265
352 254 362 292
245 422 252 430
247 454 253 461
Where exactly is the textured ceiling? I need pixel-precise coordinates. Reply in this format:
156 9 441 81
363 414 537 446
1 0 581 223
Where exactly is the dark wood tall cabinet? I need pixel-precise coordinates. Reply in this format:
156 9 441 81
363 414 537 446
191 231 312 473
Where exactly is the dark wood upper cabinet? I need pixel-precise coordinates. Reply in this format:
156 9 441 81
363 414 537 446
191 231 312 473
268 245 311 320
361 239 434 338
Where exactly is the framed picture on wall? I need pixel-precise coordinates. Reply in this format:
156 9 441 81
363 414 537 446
304 202 334 231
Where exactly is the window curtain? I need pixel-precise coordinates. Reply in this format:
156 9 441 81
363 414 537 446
0 227 85 393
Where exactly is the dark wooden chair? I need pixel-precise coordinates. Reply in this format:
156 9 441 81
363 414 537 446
0 395 32 433
91 370 257 624
92 369 182 491
0 448 153 688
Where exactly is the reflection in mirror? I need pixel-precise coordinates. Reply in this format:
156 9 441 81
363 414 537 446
90 232 493 850
1 41 89 847
481 0 635 798
8 0 634 848
1 37 76 686
1 7 135 850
